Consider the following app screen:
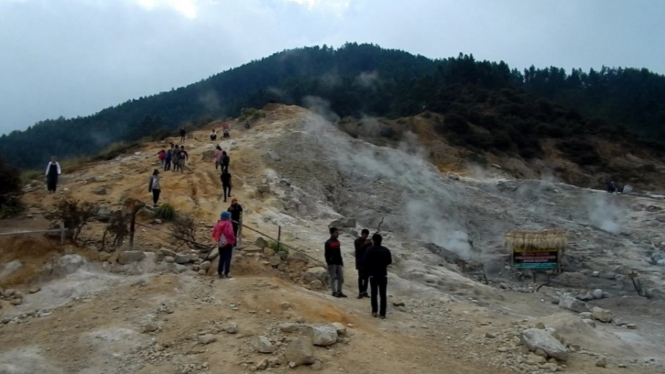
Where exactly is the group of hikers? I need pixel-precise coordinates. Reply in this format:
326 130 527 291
157 143 189 173
326 227 393 319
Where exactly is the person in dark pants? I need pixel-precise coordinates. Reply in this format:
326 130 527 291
325 227 347 298
220 151 230 173
363 233 392 319
220 171 232 202
164 143 174 171
227 198 243 240
354 229 372 299
148 169 161 207
45 156 61 193
180 127 186 143
212 212 236 278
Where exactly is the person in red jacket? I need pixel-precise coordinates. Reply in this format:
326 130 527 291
212 212 236 278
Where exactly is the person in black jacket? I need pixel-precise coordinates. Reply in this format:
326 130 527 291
354 229 372 299
363 233 392 319
325 227 347 298
220 171 232 202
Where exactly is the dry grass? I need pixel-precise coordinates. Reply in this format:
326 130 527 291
505 229 567 250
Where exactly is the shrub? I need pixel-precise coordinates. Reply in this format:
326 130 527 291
171 214 205 250
267 239 289 254
445 114 471 135
0 156 24 219
53 199 98 244
155 204 177 221
557 139 602 166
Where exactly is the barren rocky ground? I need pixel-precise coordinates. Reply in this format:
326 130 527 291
1 104 664 374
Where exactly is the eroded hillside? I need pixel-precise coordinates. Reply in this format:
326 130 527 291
1 104 664 374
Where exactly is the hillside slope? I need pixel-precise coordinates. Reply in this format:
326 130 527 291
1 104 665 374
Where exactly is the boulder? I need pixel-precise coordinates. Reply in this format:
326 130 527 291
280 323 300 333
222 321 239 334
591 307 613 323
558 295 589 313
255 237 268 249
117 251 146 265
332 322 347 335
579 312 593 320
266 149 281 161
257 184 271 194
175 264 187 273
285 336 316 367
269 255 282 267
520 328 569 361
309 280 323 290
174 253 191 264
93 186 107 195
304 267 329 284
207 248 219 260
159 248 177 257
329 218 356 229
596 357 607 368
304 325 338 346
164 256 175 263
254 336 275 353
592 289 604 299
288 251 309 263
200 261 212 271
263 247 275 257
198 334 217 345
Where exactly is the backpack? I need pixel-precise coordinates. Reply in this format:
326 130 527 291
217 223 228 247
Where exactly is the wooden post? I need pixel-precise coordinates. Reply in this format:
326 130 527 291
60 222 65 245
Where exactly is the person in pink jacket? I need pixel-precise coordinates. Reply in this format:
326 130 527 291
212 211 236 278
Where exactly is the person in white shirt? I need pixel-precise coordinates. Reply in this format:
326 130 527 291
148 169 161 206
45 156 61 193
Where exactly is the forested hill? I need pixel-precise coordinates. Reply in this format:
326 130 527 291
2 43 665 169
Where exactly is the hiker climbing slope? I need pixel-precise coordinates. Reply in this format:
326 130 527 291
45 156 61 193
221 151 230 173
220 171 232 202
212 212 236 278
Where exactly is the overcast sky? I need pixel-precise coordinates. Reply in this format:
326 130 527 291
1 0 663 135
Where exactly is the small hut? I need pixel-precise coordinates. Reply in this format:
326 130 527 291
505 229 567 273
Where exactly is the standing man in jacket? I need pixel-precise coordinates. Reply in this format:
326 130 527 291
325 227 347 298
363 233 392 319
45 156 61 193
354 229 372 299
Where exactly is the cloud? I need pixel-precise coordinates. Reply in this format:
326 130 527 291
132 0 199 19
282 0 351 16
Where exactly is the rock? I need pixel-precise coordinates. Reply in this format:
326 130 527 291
304 267 329 284
174 253 191 264
332 322 347 335
244 245 264 253
198 270 207 275
207 248 219 260
527 353 547 365
198 334 217 345
200 261 212 271
592 307 613 323
329 218 356 229
535 322 546 329
254 336 275 353
98 252 112 262
542 363 558 372
285 336 316 367
650 251 665 266
626 324 637 329
535 349 548 358
582 319 596 328
221 321 239 334
154 252 165 263
304 325 338 346
558 295 589 313
160 248 177 257
266 149 281 161
175 264 187 273
392 301 406 307
10 298 23 306
280 323 300 333
141 320 159 333
257 184 271 194
485 332 496 339
263 247 275 257
117 251 146 265
29 286 41 294
311 361 322 371
579 312 593 320
269 255 281 267
164 256 175 263
521 328 569 361
593 289 604 299
256 358 269 370
255 237 268 249
93 186 107 195
596 357 607 368
309 280 323 290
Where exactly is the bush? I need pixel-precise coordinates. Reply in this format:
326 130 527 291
267 239 289 254
557 139 602 166
238 107 266 122
445 114 471 135
0 156 24 219
155 204 177 221
53 199 98 244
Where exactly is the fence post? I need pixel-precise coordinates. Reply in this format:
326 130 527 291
60 222 65 245
277 226 281 249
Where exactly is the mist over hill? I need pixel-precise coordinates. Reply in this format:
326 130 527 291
1 42 664 169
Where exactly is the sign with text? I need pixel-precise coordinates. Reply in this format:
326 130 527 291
512 247 559 270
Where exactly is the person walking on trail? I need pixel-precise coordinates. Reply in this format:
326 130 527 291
222 122 230 138
325 227 347 298
363 233 392 319
220 171 232 202
220 151 230 173
164 144 174 171
354 229 372 299
180 127 187 143
157 149 166 167
148 169 161 207
227 198 243 239
212 212 236 278
176 146 189 172
210 129 217 142
45 156 61 193
214 145 223 170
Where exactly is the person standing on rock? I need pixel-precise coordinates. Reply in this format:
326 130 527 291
212 212 236 278
363 233 392 319
148 169 161 207
227 198 243 241
45 156 61 193
354 229 372 299
325 227 347 298
220 171 232 202
221 151 230 173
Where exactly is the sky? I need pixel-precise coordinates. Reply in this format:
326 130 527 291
0 0 664 135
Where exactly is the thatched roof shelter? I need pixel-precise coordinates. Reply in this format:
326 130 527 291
505 229 567 251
